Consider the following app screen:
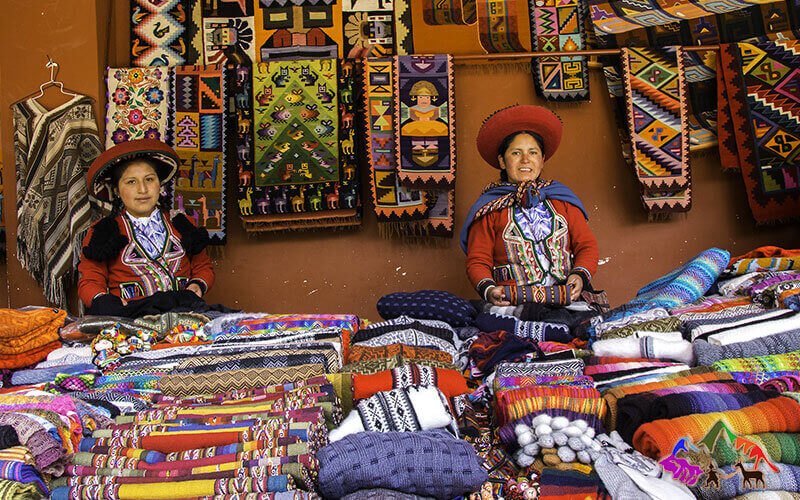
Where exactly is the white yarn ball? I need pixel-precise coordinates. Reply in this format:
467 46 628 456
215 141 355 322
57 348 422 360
532 414 552 427
563 425 582 437
572 419 588 432
535 424 553 436
579 434 594 448
515 424 531 437
550 416 569 430
557 446 576 463
577 450 592 464
553 431 568 447
517 452 535 468
585 427 596 439
538 434 555 448
568 437 585 451
523 443 540 456
517 431 534 447
590 440 602 451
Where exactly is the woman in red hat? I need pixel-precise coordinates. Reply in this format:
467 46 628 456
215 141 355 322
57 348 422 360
460 105 598 307
78 139 215 314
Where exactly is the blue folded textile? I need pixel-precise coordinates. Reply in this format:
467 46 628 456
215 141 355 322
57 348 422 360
10 363 96 386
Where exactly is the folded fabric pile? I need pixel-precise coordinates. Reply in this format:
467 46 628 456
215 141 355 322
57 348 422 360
0 308 66 370
51 375 337 499
351 316 459 360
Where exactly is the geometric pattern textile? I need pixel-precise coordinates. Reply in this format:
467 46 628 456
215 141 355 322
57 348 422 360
477 0 526 52
130 0 202 67
621 46 692 214
530 0 590 101
588 0 785 35
170 65 228 245
256 0 343 60
717 41 800 223
422 0 477 25
105 67 171 148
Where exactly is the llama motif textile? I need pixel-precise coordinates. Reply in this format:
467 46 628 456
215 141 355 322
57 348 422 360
130 0 202 66
717 41 800 224
395 55 456 191
621 46 691 214
105 67 171 148
171 65 228 245
530 0 590 101
256 0 343 60
477 0 526 52
588 0 785 35
13 96 102 308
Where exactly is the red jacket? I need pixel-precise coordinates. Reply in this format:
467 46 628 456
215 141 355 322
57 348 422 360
78 212 215 307
466 200 598 294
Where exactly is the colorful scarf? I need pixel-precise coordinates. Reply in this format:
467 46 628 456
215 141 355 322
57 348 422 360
13 96 101 307
477 0 526 52
529 0 590 101
171 64 228 244
718 41 800 223
695 330 800 367
105 67 171 147
459 179 588 252
130 0 202 67
158 364 325 397
621 46 691 214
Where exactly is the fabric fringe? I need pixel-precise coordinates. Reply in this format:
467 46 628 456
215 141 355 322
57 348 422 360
242 212 362 233
456 61 532 74
646 211 688 223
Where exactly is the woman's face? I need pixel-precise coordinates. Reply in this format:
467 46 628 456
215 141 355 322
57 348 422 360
116 161 161 218
499 133 545 183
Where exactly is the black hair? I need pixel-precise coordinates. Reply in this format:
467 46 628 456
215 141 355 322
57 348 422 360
497 130 545 182
109 157 170 216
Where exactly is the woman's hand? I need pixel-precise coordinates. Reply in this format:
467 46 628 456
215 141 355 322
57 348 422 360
186 283 203 298
567 274 584 302
487 286 511 307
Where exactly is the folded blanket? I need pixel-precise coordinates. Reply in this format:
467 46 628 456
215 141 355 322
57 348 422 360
317 429 487 499
706 312 800 346
591 337 694 365
762 374 800 393
329 386 454 442
348 343 452 364
353 316 455 345
158 364 325 397
712 432 800 468
695 329 800 366
633 396 800 459
468 330 539 374
352 364 468 401
495 385 604 426
692 463 800 499
670 296 757 315
474 312 572 343
682 308 792 341
595 308 671 336
617 388 778 443
599 317 682 340
538 463 601 499
713 351 800 374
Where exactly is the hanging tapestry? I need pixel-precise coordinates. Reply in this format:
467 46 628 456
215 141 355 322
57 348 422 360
342 0 395 58
422 0 476 24
588 0 784 35
529 0 590 101
717 41 800 223
424 190 455 237
170 65 228 245
477 0 526 52
203 17 257 64
105 67 171 148
130 0 202 67
395 55 456 191
256 0 343 60
13 96 102 307
202 0 255 16
621 46 691 213
394 0 415 55
364 57 429 226
242 58 360 231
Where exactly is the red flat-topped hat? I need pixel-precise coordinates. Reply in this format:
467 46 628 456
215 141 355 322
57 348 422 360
476 104 563 169
87 138 179 192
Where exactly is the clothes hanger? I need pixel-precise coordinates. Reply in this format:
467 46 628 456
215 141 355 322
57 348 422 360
10 56 84 109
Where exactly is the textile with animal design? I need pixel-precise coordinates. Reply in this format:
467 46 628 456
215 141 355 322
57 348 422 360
363 57 429 224
395 54 455 190
130 0 202 67
621 46 692 213
171 65 228 245
477 0 526 52
255 0 343 60
105 67 171 148
530 0 590 101
717 41 800 223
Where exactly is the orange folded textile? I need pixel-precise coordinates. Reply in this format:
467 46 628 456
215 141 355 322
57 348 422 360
730 246 800 263
0 340 62 369
633 396 800 459
352 364 468 401
0 308 65 355
348 343 452 364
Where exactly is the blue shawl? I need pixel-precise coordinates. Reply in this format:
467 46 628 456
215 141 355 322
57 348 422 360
459 180 588 253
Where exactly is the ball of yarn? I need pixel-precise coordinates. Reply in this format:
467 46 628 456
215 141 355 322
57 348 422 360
523 443 540 456
563 425 582 437
517 453 535 468
532 414 552 427
557 446 576 463
577 450 592 464
535 424 553 436
585 427 596 439
518 431 534 447
568 437 585 451
550 416 569 430
515 424 531 437
572 419 588 432
580 434 594 448
538 434 555 448
552 432 568 447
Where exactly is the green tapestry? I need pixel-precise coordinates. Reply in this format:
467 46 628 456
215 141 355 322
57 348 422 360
253 59 340 186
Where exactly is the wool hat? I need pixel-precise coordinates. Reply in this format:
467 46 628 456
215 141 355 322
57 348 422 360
86 139 179 208
476 104 563 168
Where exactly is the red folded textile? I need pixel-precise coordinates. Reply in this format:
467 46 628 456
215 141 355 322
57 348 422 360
352 364 468 401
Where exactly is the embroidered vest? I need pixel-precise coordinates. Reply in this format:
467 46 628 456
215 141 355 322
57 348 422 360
496 201 572 286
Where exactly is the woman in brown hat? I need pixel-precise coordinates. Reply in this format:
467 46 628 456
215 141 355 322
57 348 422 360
78 139 215 314
460 105 598 307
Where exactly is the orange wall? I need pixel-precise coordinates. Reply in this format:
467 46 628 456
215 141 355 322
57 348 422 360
0 1 797 322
